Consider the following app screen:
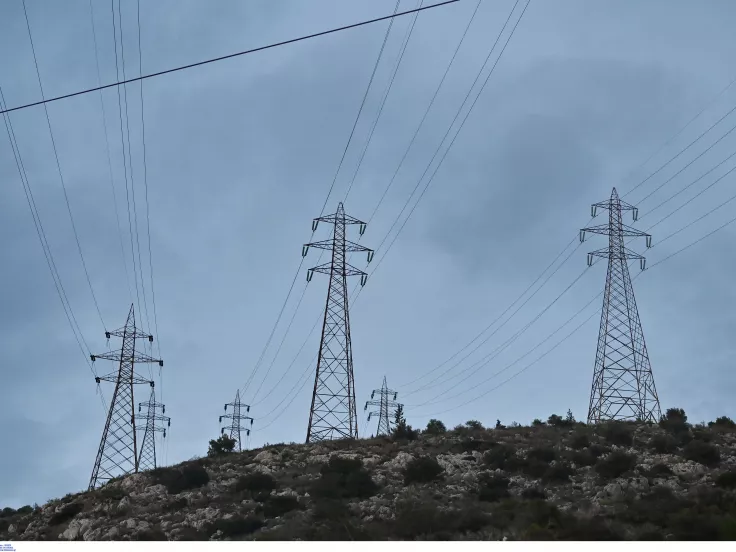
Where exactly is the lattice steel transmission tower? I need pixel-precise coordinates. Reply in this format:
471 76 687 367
220 390 253 452
88 304 164 490
364 376 401 437
303 202 374 443
137 388 170 472
580 187 661 424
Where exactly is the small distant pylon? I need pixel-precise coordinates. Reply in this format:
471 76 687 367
220 390 253 452
88 304 164 490
364 376 401 436
137 388 170 472
303 202 374 443
580 187 661 424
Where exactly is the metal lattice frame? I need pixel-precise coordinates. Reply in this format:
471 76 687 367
137 388 170 472
581 188 661 424
220 390 253 452
303 202 373 443
88 304 163 490
364 376 401 436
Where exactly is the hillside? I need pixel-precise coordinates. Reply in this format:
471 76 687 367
2 410 736 541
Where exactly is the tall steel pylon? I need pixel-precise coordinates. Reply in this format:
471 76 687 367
137 388 170 472
220 390 253 452
364 376 401 437
303 202 374 443
88 304 164 490
580 187 661 424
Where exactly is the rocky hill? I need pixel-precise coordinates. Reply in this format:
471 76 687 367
3 410 736 541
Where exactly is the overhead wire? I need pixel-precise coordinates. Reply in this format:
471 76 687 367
240 0 404 402
0 0 461 117
21 0 107 330
88 0 134 303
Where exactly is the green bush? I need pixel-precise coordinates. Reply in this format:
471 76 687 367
477 474 510 502
403 456 444 485
596 451 637 480
660 408 690 435
207 434 236 457
601 422 634 446
544 462 575 483
425 419 447 435
151 464 210 494
684 440 720 466
532 418 544 426
262 495 300 518
235 473 277 493
715 471 736 489
209 516 264 538
484 444 524 472
526 447 557 463
133 527 168 541
649 433 677 453
709 416 736 429
49 502 84 526
456 437 497 453
569 432 591 450
15 505 32 515
644 463 673 478
465 420 484 431
0 508 16 518
98 486 127 501
521 487 547 500
311 456 378 499
569 449 597 467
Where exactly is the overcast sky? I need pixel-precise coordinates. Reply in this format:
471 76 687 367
2 0 736 508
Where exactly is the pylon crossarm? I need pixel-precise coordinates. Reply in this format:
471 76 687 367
105 328 154 341
581 224 650 239
91 351 163 365
95 372 153 385
313 212 366 226
592 198 637 212
587 248 646 261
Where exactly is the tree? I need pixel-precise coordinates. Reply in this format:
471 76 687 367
466 420 484 431
208 434 236 457
425 419 447 435
392 404 418 440
495 419 506 430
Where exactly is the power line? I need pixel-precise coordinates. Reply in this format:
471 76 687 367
240 0 404 401
88 0 134 303
0 0 461 117
21 0 107 330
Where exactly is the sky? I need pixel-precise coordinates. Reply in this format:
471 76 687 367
1 0 736 508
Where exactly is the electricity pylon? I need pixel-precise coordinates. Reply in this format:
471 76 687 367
220 390 253 452
303 202 374 443
364 376 401 436
88 304 164 490
580 187 661 424
137 388 170 472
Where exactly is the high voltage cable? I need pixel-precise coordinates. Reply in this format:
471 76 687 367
342 0 424 203
0 88 107 415
240 0 405 401
411 209 736 414
88 0 134 303
21 0 107 330
352 0 530 307
251 0 486 409
0 1 461 117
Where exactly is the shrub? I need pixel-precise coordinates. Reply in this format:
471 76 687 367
465 420 484 431
521 487 547 500
209 516 264 538
532 418 544 426
15 505 32 515
207 434 236 457
49 502 84 526
601 422 634 446
660 408 689 434
484 444 524 471
588 444 609 458
151 465 210 494
526 447 557 463
715 471 736 489
570 432 591 450
262 495 300 518
98 486 127 501
644 463 673 478
495 419 506 429
649 433 677 453
457 437 497 453
133 527 168 540
709 416 736 429
477 474 510 502
425 419 447 435
596 451 637 480
236 473 277 493
548 410 576 428
571 449 597 467
403 456 444 485
393 498 490 538
683 440 720 466
311 456 378 499
0 508 15 518
544 462 575 483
